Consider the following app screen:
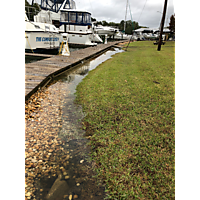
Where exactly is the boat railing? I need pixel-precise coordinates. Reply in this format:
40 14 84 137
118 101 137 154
25 6 41 21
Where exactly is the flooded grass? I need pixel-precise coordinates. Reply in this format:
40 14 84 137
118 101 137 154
76 41 175 199
25 48 123 200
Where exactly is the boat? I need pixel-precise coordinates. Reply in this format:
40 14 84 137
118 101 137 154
25 10 63 53
94 25 117 36
143 33 159 40
114 30 132 40
34 0 100 47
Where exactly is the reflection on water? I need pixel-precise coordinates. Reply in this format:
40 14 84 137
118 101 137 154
25 48 123 200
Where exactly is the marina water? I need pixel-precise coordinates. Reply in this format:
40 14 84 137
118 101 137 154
25 48 123 200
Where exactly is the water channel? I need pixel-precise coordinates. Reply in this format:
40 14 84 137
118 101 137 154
25 48 123 200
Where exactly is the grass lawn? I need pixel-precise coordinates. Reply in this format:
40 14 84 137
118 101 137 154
75 41 175 199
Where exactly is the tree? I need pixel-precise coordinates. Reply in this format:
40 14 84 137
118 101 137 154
25 0 30 7
25 0 40 21
96 21 103 25
169 14 175 33
119 20 125 31
102 20 109 26
91 17 97 22
118 20 140 34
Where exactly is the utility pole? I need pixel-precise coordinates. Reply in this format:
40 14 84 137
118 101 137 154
157 0 168 51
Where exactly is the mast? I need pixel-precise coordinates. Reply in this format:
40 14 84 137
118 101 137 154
124 0 128 33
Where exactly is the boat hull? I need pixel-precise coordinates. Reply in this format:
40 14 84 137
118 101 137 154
25 31 62 51
60 31 97 47
95 29 115 36
59 23 97 46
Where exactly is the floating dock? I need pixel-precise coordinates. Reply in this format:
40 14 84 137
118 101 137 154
25 41 127 100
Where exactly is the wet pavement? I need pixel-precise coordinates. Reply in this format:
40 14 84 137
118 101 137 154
25 48 123 200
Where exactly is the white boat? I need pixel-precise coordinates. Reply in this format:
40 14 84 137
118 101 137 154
34 0 99 47
143 33 159 40
114 31 131 40
25 12 63 53
94 25 116 36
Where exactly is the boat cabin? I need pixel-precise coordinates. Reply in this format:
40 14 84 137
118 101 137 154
39 0 92 26
60 10 92 26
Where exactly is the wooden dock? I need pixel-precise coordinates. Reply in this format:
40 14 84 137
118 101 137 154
25 40 127 100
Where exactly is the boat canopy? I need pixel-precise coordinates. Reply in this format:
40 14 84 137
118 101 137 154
60 10 92 26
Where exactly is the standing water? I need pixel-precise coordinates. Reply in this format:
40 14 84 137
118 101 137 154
25 48 123 200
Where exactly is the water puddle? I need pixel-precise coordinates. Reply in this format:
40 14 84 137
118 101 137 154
25 48 123 200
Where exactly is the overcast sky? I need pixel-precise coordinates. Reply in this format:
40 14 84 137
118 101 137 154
28 0 175 28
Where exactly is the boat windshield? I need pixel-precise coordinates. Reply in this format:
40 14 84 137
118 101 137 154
60 11 91 25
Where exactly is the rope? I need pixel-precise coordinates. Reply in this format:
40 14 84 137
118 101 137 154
138 0 148 23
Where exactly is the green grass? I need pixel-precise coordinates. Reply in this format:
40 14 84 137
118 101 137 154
75 41 175 199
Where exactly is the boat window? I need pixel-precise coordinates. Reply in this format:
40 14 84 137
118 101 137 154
65 12 69 22
69 12 76 23
77 13 82 23
61 12 64 21
83 13 87 23
83 13 91 23
88 14 91 23
60 11 91 24
61 12 68 22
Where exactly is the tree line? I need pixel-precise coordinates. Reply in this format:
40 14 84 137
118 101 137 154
168 14 175 33
93 13 175 35
92 18 143 34
25 0 40 11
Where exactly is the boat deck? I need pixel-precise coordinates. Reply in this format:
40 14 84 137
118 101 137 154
25 40 128 100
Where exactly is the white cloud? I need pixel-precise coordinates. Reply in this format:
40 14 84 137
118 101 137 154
77 0 174 27
27 0 175 28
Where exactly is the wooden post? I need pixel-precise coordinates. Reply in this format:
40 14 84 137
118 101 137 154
157 0 168 51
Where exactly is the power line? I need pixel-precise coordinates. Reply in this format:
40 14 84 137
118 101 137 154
138 0 148 23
